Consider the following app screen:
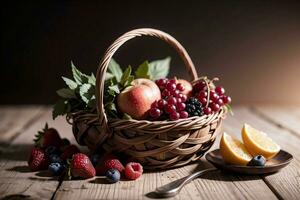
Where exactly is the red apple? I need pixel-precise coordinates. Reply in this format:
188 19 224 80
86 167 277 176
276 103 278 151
176 79 193 97
117 78 161 119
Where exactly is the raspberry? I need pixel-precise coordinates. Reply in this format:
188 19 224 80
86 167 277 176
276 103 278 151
104 158 125 173
124 162 143 180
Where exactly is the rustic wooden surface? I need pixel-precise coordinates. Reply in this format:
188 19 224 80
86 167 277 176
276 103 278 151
0 106 299 200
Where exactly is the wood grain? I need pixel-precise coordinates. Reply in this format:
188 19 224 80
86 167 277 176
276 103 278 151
0 107 75 199
1 106 300 200
253 106 300 138
0 106 45 144
224 107 300 200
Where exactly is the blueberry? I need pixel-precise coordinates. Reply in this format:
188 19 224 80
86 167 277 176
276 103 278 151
106 169 121 183
45 146 60 156
247 155 266 166
49 154 63 164
61 138 70 146
90 154 100 166
48 162 64 176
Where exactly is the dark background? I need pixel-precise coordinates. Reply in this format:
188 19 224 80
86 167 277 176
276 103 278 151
1 1 300 105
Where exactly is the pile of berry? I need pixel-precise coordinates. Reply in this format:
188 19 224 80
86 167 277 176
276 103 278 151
28 123 143 182
150 78 189 120
149 77 232 120
193 79 231 115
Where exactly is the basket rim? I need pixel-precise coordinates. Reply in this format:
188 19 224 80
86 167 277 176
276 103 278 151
108 107 225 124
107 108 226 133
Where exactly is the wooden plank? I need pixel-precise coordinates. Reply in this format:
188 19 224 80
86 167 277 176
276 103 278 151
0 105 45 144
54 162 277 200
0 107 75 199
224 107 300 200
54 108 277 200
254 106 300 138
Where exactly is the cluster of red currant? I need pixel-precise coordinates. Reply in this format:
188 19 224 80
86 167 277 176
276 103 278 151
193 80 231 115
149 78 189 120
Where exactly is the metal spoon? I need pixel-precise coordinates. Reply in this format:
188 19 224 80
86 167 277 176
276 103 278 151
155 168 217 198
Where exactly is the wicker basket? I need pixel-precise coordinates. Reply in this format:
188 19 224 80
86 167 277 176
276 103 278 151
69 28 226 169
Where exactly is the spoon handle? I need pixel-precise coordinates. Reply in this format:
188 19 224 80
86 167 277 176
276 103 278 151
155 168 217 198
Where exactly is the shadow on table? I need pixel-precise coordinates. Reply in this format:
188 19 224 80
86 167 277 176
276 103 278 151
0 143 32 161
190 159 263 182
89 177 111 184
7 165 31 173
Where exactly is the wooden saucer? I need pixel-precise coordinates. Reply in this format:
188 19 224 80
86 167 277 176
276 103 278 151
206 149 293 175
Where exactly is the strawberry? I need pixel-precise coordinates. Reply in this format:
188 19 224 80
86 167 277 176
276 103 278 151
60 144 80 161
34 123 61 148
104 158 125 173
28 147 49 171
95 165 106 176
95 154 123 175
70 153 96 179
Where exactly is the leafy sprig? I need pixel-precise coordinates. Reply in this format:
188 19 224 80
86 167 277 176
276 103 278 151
53 57 171 119
52 62 96 119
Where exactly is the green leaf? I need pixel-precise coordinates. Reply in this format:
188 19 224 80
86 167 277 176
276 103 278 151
79 84 95 105
88 73 96 85
87 96 96 108
225 104 234 116
104 102 118 118
62 76 77 90
120 66 132 86
108 85 120 94
71 61 89 84
52 100 71 119
126 75 134 87
148 57 171 80
108 58 123 82
122 113 133 120
105 72 114 80
56 88 76 99
135 61 150 79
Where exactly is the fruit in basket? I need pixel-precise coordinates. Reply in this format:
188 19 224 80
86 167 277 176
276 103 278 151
242 124 280 159
176 79 193 97
70 153 96 179
34 123 61 148
152 78 190 120
192 78 232 115
185 98 204 117
220 132 252 165
28 147 49 171
117 78 161 119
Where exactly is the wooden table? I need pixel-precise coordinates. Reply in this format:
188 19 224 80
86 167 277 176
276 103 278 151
1 105 300 200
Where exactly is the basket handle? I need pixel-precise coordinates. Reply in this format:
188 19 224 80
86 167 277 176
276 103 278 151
96 28 198 132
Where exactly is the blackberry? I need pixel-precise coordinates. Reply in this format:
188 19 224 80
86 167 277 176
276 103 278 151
185 98 204 117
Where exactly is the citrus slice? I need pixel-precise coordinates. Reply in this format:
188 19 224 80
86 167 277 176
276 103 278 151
242 124 280 159
220 132 252 165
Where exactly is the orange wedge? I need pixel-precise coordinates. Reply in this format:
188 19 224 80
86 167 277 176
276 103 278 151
220 132 252 165
242 124 280 160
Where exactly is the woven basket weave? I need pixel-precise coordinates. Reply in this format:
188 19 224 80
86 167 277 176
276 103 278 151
69 28 226 169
